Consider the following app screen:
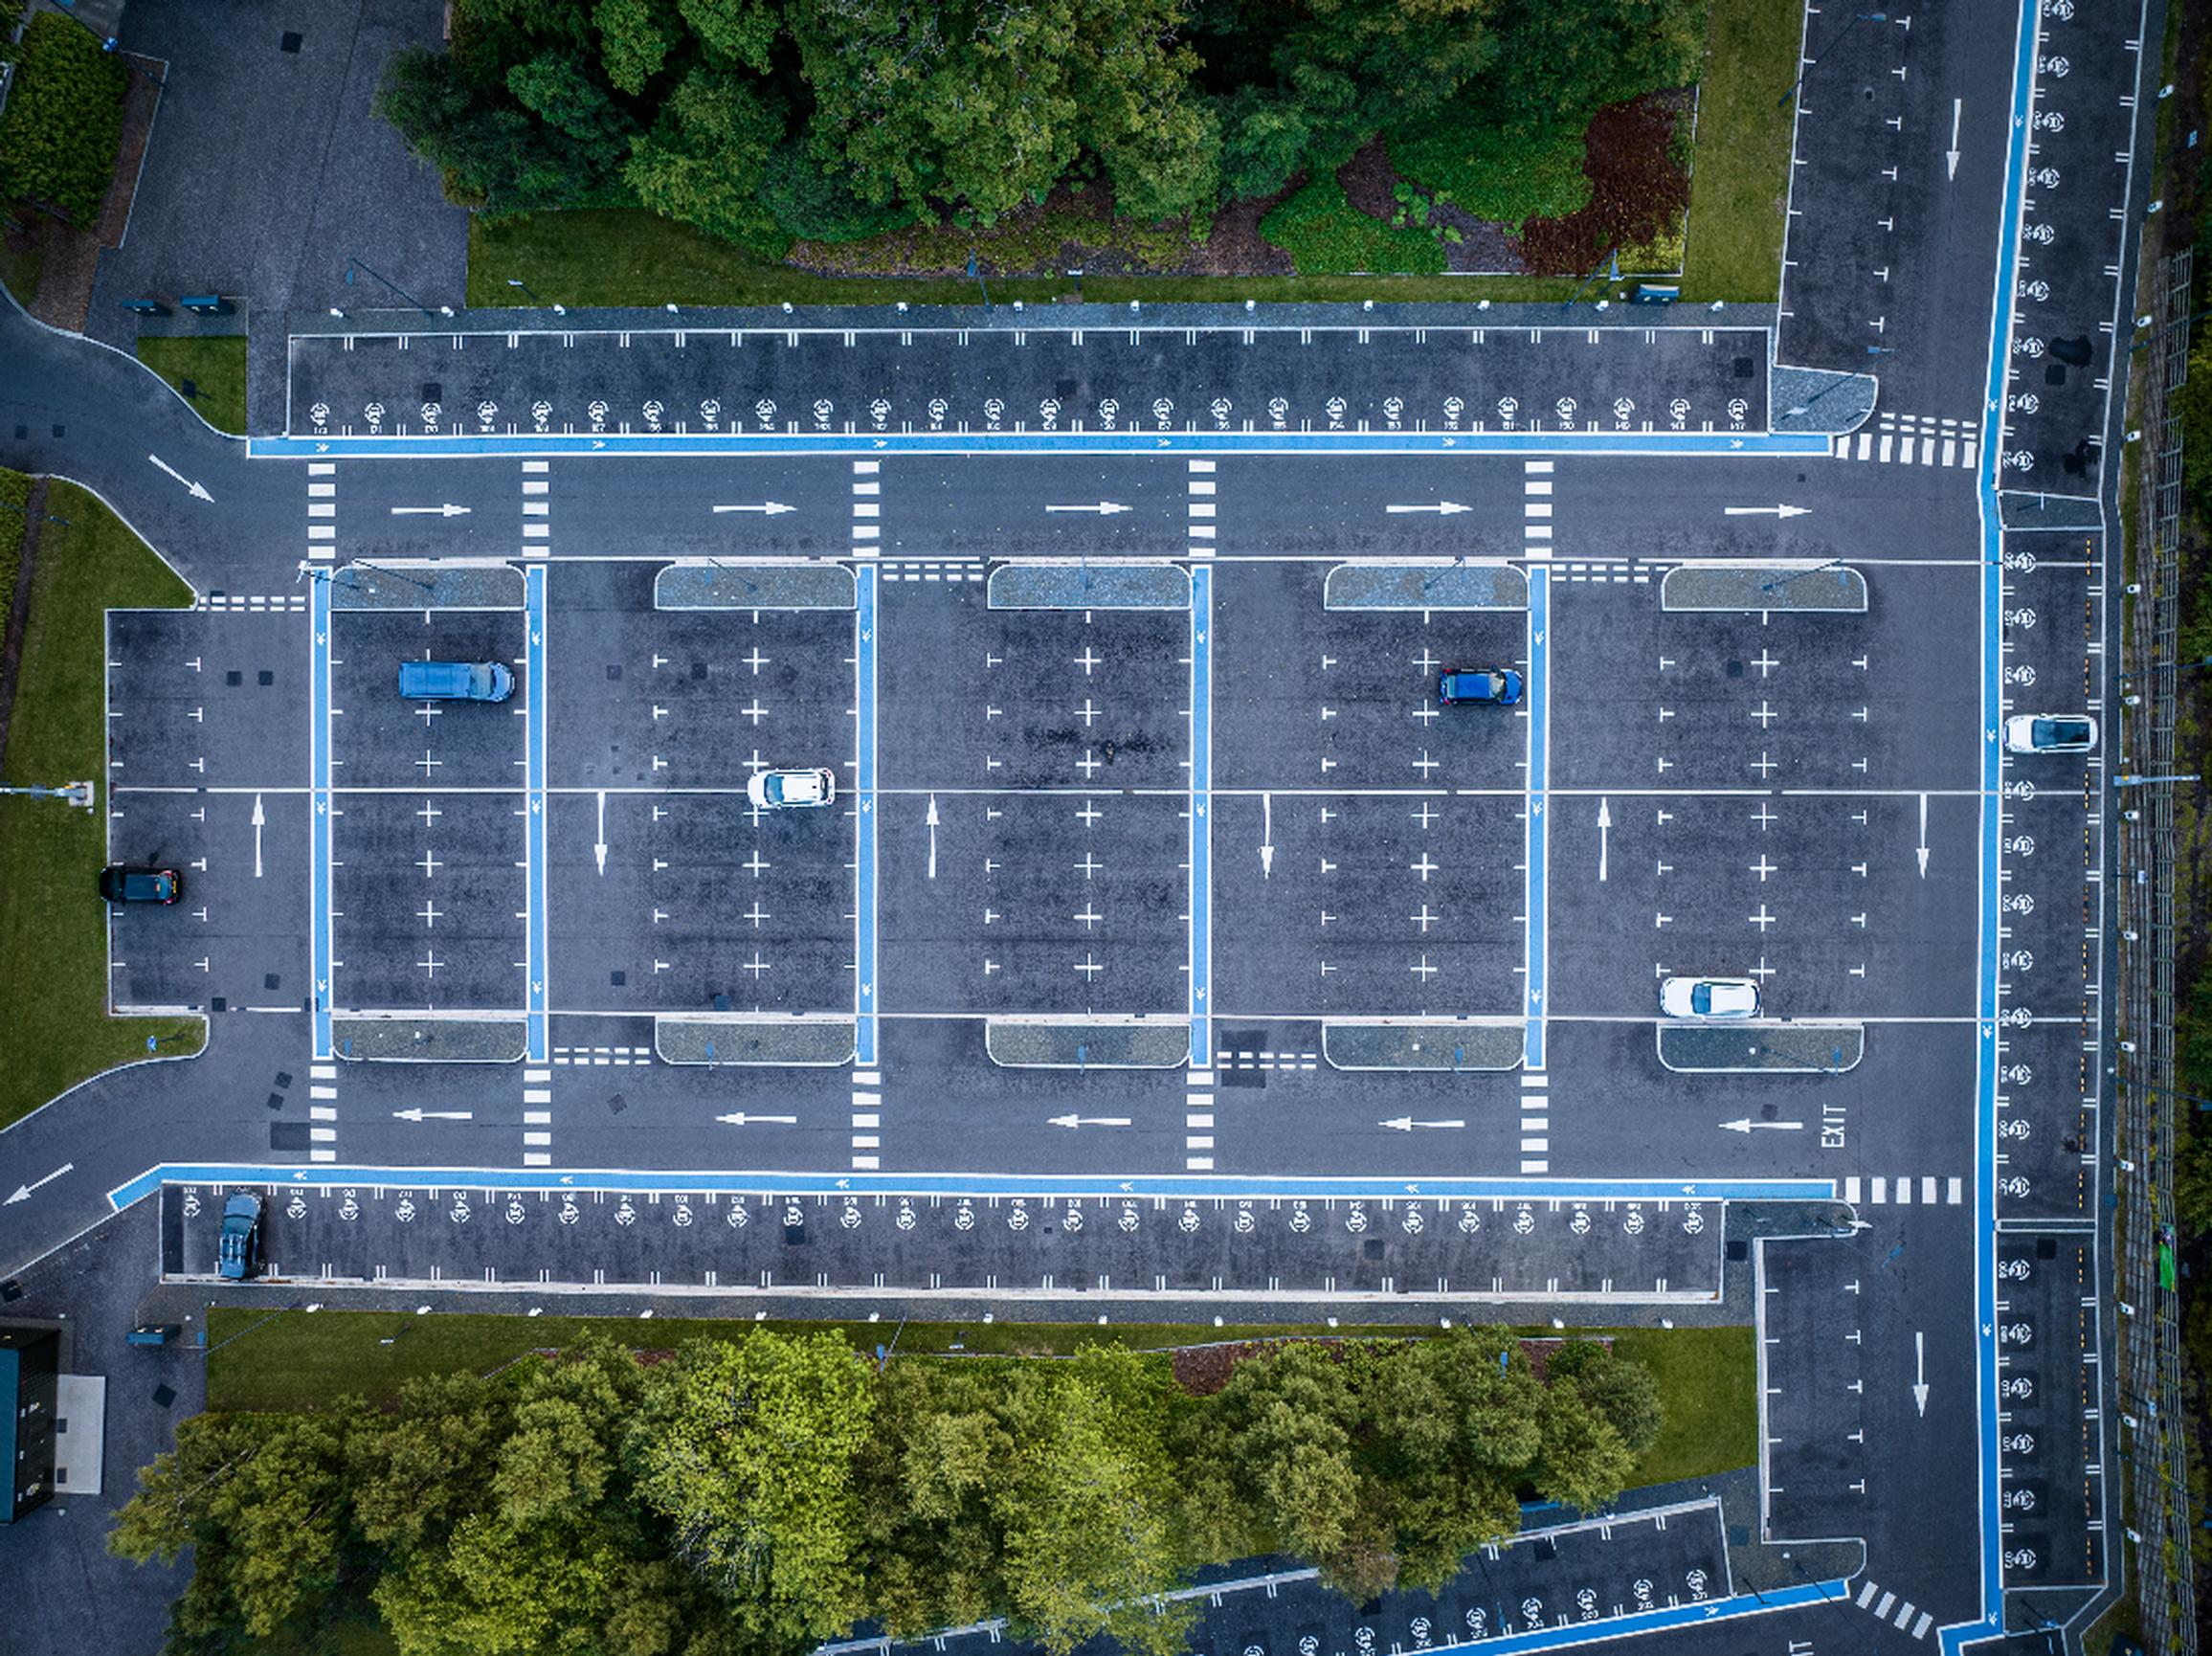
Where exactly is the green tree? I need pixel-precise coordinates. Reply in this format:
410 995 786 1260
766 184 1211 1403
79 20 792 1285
1532 1376 1638 1514
351 1372 511 1555
110 1405 365 1645
859 1360 1017 1636
679 0 779 72
625 66 788 250
1545 1340 1665 1454
993 1349 1194 1656
595 0 678 94
629 1331 877 1644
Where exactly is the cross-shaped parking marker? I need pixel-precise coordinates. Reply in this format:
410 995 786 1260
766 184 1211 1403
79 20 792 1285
418 950 444 978
1076 801 1104 827
1074 905 1104 929
1410 954 1440 980
1077 750 1103 778
1749 905 1778 931
416 799 441 826
417 900 443 929
1753 648 1782 677
1075 698 1102 727
415 750 442 776
740 699 769 725
1752 700 1779 728
1073 646 1103 675
1074 953 1106 979
1752 801 1780 829
1413 750 1441 777
742 951 771 978
1749 854 1779 882
1410 800 1441 829
744 850 771 877
1074 853 1104 880
416 849 444 877
1410 853 1439 882
742 646 771 674
1410 904 1440 932
744 900 771 928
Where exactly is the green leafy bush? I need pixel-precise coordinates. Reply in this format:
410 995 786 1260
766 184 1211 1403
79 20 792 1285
761 139 921 244
1260 173 1446 275
1388 115 1593 229
0 13 130 225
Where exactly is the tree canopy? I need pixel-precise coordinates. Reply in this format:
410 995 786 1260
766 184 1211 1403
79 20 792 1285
373 0 1705 251
112 1330 1663 1656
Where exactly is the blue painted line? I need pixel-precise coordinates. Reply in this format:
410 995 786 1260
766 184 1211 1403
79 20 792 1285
107 1164 1833 1211
309 573 334 1057
1940 2 2045 1648
1416 1581 1851 1656
250 431 1836 461
525 566 549 1062
855 570 880 1066
1191 567 1214 1066
1524 570 1550 1069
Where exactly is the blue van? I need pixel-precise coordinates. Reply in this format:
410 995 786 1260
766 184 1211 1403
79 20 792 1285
398 660 514 702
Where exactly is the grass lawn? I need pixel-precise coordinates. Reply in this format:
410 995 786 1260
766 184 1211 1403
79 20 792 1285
205 1309 1755 1486
0 475 202 1127
1608 1326 1758 1485
469 210 1582 310
0 227 48 311
1680 0 1802 302
135 336 249 436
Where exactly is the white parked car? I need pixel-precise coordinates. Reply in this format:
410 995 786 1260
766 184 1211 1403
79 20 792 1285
1660 976 1761 1019
748 767 838 809
2003 713 2096 754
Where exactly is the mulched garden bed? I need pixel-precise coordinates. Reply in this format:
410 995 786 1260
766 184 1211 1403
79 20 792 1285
784 89 1687 281
1171 1334 1600 1397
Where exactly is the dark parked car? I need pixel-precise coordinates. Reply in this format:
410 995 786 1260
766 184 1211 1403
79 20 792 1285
99 865 182 905
1438 667 1523 706
217 1193 263 1281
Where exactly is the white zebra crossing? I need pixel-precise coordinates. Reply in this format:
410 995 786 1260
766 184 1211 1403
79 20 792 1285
1832 413 1977 468
1843 1175 1965 1205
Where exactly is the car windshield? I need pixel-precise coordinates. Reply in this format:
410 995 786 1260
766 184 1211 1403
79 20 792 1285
1691 985 1714 1014
2036 719 2089 746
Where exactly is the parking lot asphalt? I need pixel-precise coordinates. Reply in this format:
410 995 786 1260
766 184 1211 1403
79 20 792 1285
2 2 2158 1641
285 324 1774 441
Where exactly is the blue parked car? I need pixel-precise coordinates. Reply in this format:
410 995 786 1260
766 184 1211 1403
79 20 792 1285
1438 667 1523 706
217 1193 263 1280
398 660 514 702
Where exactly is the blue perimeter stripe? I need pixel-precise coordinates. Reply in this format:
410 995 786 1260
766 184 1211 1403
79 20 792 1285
856 571 880 1065
106 1165 1836 1210
309 573 334 1057
1417 1581 1851 1656
1945 2 2044 1650
525 567 549 1061
250 432 1837 460
1191 568 1214 1066
1524 570 1550 1068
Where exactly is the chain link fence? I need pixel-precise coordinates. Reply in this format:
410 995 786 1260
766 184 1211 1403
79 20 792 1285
2116 245 2198 1656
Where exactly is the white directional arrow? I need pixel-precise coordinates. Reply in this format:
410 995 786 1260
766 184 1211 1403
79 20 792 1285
927 794 940 881
1048 1113 1133 1129
391 1108 473 1122
1913 1330 1932 1416
1380 1116 1466 1131
1261 792 1275 878
716 1111 799 1125
1598 796 1612 883
1384 501 1472 515
5 1162 73 1204
710 502 795 515
1720 1118 1804 1132
1043 501 1131 515
147 454 212 502
389 503 473 517
1917 793 1931 878
594 791 608 876
1722 504 1811 518
1946 99 1963 181
252 793 266 879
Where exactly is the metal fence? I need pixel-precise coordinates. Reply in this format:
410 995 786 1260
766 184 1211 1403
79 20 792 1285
2115 244 2198 1656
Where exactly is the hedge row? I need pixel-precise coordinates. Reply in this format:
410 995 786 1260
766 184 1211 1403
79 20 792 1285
0 12 130 225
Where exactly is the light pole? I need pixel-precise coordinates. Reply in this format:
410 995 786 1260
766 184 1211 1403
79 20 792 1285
968 251 992 312
505 278 566 316
1067 266 1084 303
345 257 444 322
1777 12 1887 108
